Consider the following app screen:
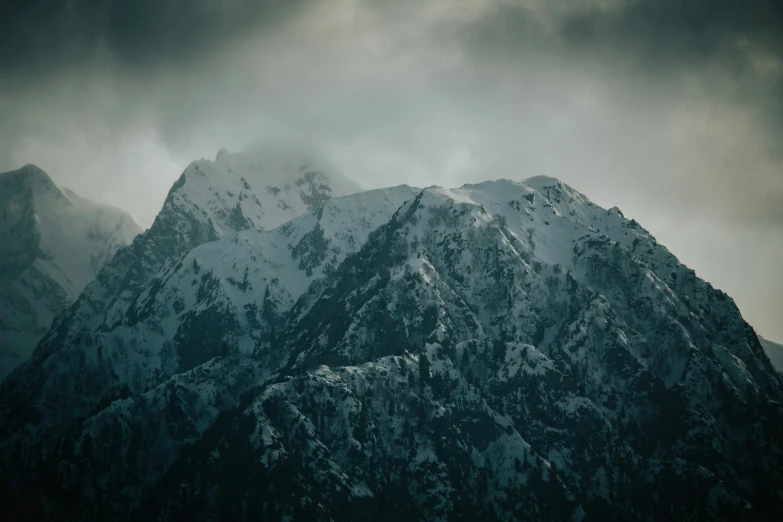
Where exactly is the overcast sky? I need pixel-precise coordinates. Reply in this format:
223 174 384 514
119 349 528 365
1 0 781 340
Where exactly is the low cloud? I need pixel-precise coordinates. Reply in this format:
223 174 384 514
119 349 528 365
1 0 781 338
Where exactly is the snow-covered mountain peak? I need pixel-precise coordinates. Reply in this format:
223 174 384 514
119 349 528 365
0 165 141 290
4 163 54 185
519 175 574 199
163 146 361 238
0 165 142 379
3 170 782 521
78 184 419 382
28 145 364 363
0 164 72 209
519 175 588 202
457 177 596 223
520 174 560 185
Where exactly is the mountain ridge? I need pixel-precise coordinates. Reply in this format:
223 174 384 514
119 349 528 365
1 169 781 520
0 147 365 433
0 164 141 379
29 146 362 360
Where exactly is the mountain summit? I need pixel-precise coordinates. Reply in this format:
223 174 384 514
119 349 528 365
23 146 361 361
0 165 141 378
1 171 781 520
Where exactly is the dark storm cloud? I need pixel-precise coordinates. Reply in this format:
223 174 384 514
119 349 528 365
457 0 783 225
558 0 783 128
560 0 783 61
0 0 313 205
0 0 781 338
0 0 306 87
463 0 783 101
462 0 783 61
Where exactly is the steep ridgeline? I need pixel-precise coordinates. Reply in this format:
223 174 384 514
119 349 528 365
1 184 416 428
0 165 140 379
28 146 360 362
760 336 783 373
2 177 782 521
0 183 417 518
0 145 361 452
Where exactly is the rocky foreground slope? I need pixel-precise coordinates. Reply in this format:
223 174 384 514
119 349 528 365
0 165 141 379
1 170 781 521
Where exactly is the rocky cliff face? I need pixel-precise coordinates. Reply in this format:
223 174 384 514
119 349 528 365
0 165 141 379
1 173 781 521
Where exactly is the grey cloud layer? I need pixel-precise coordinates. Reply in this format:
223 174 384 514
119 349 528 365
0 0 307 86
0 0 781 338
459 0 783 222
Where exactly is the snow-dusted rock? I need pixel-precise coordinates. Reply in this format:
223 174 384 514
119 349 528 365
0 146 361 429
1 174 781 521
35 145 361 357
0 165 140 379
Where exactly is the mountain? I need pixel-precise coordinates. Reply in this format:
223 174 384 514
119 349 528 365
0 165 141 379
0 144 360 417
1 175 781 521
1 184 417 432
30 145 361 360
760 336 783 373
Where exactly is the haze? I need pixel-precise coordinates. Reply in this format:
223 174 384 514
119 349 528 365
1 0 781 340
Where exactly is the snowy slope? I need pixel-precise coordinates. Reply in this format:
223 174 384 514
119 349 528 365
27 145 360 359
0 146 364 426
254 177 782 519
0 165 140 379
1 175 781 521
11 185 417 420
760 336 783 373
120 185 418 373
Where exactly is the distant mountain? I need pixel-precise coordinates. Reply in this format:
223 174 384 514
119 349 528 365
760 336 783 373
0 165 140 379
25 145 360 357
1 173 781 521
0 145 361 420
